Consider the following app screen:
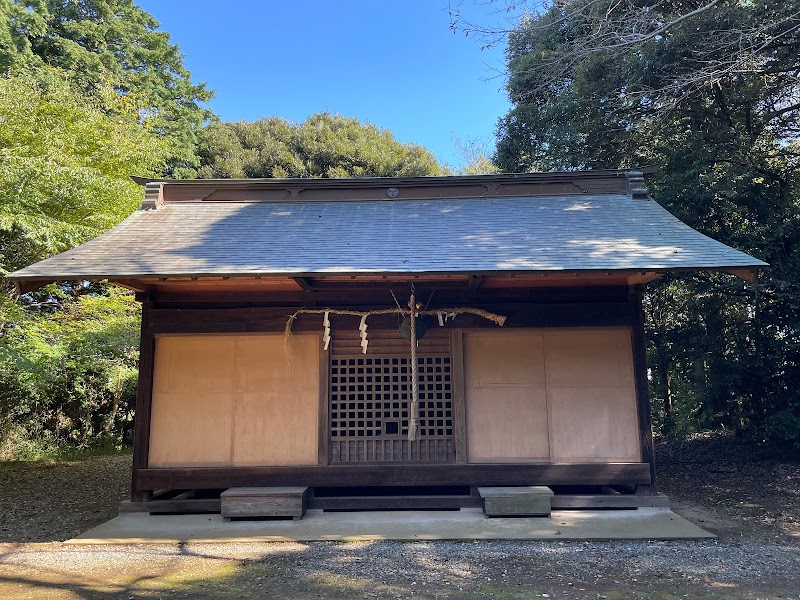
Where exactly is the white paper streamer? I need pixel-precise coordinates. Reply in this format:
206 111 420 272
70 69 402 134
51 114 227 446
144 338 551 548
359 314 368 354
322 311 331 351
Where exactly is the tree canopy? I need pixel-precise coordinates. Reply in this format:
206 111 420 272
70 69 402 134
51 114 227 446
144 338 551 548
198 113 444 179
495 0 800 447
0 0 214 175
0 68 171 276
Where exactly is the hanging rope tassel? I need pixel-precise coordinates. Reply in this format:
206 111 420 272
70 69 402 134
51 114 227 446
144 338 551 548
408 290 419 442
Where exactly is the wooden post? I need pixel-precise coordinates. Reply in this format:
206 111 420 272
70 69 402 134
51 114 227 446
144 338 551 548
450 330 468 463
630 285 657 494
318 336 330 466
131 299 155 502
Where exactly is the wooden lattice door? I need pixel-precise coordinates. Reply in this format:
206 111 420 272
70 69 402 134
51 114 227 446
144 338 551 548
329 333 455 462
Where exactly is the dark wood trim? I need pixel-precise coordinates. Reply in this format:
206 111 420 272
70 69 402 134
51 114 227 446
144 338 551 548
450 330 468 464
131 300 156 502
135 463 651 490
550 494 669 509
309 495 482 511
149 286 633 307
630 286 657 494
292 277 316 292
146 302 636 335
119 498 221 514
318 339 330 466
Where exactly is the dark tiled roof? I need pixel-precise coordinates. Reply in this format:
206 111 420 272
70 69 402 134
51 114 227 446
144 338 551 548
8 194 765 281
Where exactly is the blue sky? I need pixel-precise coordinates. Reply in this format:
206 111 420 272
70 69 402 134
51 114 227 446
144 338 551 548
136 0 512 168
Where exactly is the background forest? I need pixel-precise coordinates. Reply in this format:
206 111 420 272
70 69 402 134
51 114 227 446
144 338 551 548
0 0 798 458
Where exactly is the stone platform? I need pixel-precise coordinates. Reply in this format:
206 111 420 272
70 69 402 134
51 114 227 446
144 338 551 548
68 507 714 544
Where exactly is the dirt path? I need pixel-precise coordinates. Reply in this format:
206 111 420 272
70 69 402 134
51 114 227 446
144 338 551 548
0 436 797 599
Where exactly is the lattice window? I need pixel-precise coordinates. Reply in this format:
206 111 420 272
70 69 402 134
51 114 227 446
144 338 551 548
329 356 454 462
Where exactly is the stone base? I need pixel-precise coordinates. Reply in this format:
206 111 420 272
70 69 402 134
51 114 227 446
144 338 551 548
478 486 554 517
221 486 308 520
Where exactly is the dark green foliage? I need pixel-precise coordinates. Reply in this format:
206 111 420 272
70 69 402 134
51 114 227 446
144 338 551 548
0 289 140 458
497 1 800 448
0 0 214 176
198 113 444 178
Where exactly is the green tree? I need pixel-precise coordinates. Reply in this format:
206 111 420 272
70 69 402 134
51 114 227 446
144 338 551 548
198 112 444 179
0 68 171 277
0 68 171 457
495 1 800 447
0 0 214 175
0 287 141 457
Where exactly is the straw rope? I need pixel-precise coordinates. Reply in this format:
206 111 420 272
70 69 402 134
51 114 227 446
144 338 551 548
284 306 507 340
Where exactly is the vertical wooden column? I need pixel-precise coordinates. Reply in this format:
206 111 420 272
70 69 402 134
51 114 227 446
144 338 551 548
318 339 330 466
131 299 155 502
630 285 657 494
450 330 468 464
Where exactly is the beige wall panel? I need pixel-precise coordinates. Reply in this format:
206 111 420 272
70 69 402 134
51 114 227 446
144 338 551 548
544 329 629 389
233 335 319 466
464 331 550 462
548 386 640 462
614 330 636 388
149 336 235 467
466 387 550 462
467 331 546 387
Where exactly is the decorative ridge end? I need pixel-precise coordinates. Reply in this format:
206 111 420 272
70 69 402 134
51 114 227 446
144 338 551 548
141 181 165 210
626 171 650 200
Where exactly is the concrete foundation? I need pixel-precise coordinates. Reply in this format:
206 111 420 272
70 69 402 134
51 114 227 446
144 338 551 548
67 507 714 544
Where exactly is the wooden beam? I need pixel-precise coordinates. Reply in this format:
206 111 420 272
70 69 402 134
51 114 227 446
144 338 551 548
292 277 316 292
468 275 483 289
722 267 759 283
629 286 657 494
145 302 636 335
14 279 54 295
131 300 156 502
135 463 652 490
626 272 663 285
309 495 482 510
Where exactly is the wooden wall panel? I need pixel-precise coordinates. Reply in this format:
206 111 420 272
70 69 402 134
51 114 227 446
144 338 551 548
149 334 319 468
543 328 640 463
149 336 235 467
233 335 318 466
466 387 550 461
464 331 550 462
547 387 640 462
463 327 640 465
544 329 626 388
469 333 546 387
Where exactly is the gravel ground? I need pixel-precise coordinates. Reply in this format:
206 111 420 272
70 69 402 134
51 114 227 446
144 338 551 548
0 436 798 599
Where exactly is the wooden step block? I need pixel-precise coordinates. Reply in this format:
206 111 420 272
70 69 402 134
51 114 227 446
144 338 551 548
478 486 554 517
221 486 308 520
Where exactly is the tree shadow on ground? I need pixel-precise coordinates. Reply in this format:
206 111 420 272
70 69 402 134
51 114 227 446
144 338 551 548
1 540 796 600
0 455 130 543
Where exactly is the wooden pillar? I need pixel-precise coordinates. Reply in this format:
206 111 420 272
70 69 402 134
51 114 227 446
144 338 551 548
630 285 657 494
450 330 468 464
130 299 155 502
317 339 330 466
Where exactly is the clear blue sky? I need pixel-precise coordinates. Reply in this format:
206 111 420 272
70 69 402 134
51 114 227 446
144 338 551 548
136 0 511 168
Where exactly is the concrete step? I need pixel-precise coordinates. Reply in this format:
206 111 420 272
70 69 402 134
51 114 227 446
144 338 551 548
478 486 554 517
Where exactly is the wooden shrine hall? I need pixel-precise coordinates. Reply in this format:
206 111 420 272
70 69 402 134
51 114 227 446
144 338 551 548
9 171 765 517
